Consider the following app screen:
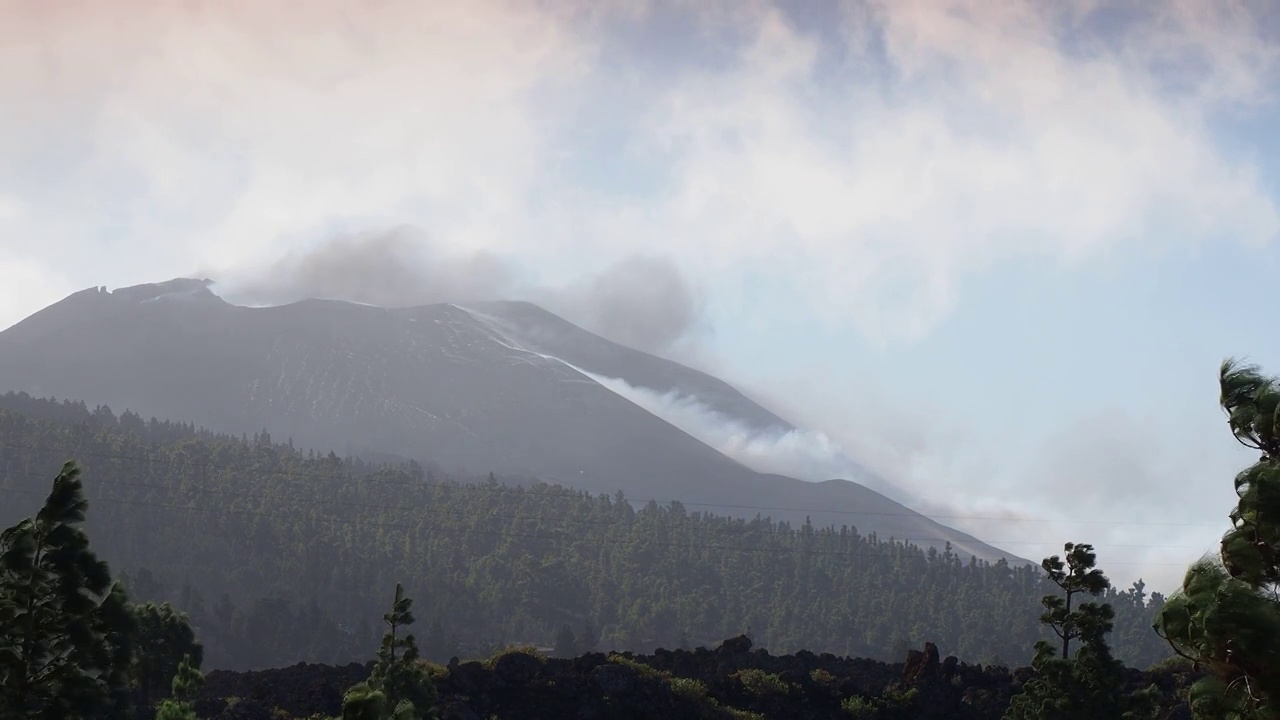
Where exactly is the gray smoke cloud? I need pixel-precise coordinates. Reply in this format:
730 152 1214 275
220 226 704 357
532 255 705 358
225 226 517 308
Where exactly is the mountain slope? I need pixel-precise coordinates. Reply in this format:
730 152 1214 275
462 300 908 500
0 279 1028 564
462 300 792 431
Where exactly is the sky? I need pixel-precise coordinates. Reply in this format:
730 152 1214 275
2 0 1280 592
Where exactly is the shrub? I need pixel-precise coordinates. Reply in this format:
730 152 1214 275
1148 655 1194 673
416 660 450 681
668 676 710 702
732 668 795 696
482 645 544 670
607 653 670 680
810 668 836 686
842 696 875 719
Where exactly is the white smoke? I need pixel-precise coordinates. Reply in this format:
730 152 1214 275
218 227 706 359
577 368 914 502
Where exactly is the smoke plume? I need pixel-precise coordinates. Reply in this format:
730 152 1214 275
224 226 517 308
533 255 705 359
220 226 705 358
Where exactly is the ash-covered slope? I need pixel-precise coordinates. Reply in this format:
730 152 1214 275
462 300 905 499
463 300 791 431
0 279 1027 564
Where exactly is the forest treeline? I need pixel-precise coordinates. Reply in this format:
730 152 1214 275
0 460 1193 719
0 391 1173 672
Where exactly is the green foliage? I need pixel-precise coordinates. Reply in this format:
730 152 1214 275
887 687 918 704
1039 542 1112 660
153 699 198 720
1147 655 1194 674
0 461 137 719
0 393 1173 671
607 652 670 679
171 652 203 700
668 676 710 702
732 668 795 696
810 668 836 686
341 584 438 720
131 600 203 707
663 674 767 720
341 681 413 720
842 695 876 718
153 653 204 720
482 645 545 670
416 659 449 681
838 687 917 719
1155 358 1280 719
1004 543 1157 720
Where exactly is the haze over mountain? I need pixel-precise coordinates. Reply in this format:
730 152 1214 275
0 279 1027 565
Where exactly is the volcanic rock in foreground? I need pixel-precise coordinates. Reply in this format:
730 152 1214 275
192 639 1195 720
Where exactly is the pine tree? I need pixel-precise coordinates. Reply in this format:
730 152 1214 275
131 601 203 709
578 621 599 654
552 624 577 658
153 654 203 720
1004 542 1156 720
1156 358 1280 719
0 461 137 719
1041 543 1111 660
342 583 438 720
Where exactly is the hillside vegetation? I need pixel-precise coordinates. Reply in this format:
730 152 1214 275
0 392 1171 672
0 283 1037 564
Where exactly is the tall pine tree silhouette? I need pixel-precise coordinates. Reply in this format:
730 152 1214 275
1005 543 1156 720
0 461 136 719
342 583 438 720
1157 358 1280 718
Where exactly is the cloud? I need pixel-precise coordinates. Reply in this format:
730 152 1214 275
219 225 707 357
995 408 1244 592
532 255 707 360
735 364 1250 592
1 0 1275 340
604 0 1280 343
0 251 75 334
0 195 21 222
579 357 1238 590
1 0 1278 590
0 0 596 288
222 226 519 309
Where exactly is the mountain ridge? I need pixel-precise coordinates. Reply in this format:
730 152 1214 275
0 279 1030 565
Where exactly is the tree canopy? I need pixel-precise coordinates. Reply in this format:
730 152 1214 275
1157 358 1280 719
14 359 1269 719
0 461 136 719
0 391 1172 672
1005 543 1156 720
341 583 438 720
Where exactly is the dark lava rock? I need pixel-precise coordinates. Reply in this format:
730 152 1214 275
719 635 753 655
902 642 942 685
494 651 544 686
440 699 484 720
209 698 273 720
592 663 637 695
191 639 1198 720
